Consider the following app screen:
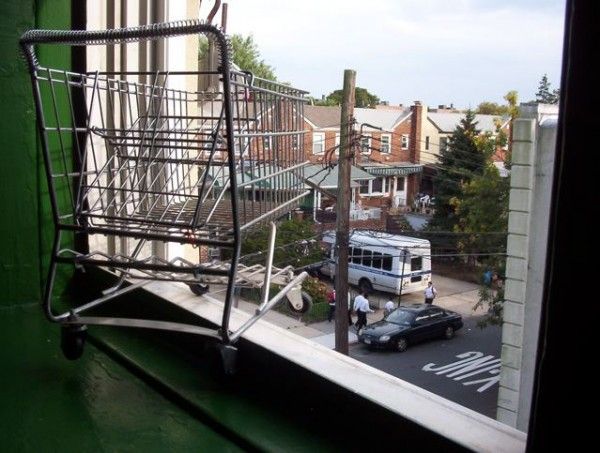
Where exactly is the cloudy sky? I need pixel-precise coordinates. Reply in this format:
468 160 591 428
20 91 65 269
205 0 566 109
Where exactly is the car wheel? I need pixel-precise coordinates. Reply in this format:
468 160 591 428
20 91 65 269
444 326 455 340
358 278 373 294
395 337 408 352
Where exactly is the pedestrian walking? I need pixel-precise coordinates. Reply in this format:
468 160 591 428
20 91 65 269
383 299 395 318
424 281 437 304
327 289 336 322
353 291 373 332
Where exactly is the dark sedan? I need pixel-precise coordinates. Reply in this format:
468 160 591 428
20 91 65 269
357 304 463 352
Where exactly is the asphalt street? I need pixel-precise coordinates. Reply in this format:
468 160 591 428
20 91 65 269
349 315 502 418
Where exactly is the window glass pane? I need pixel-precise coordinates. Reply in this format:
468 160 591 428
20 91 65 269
372 252 382 269
361 136 371 153
362 250 372 267
312 133 324 154
353 248 362 264
348 247 353 263
372 177 383 193
382 254 393 271
381 135 390 153
359 180 369 194
411 255 423 271
396 177 405 191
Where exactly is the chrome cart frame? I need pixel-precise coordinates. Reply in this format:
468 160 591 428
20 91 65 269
20 20 310 371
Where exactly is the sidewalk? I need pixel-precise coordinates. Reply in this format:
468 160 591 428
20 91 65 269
205 274 483 350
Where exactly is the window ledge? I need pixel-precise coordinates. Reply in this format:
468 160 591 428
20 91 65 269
143 281 527 453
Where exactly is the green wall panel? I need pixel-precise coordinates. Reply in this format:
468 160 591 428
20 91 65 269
0 0 72 307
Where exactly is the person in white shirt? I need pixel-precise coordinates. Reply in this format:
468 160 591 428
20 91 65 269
354 292 373 331
384 299 395 318
424 281 437 304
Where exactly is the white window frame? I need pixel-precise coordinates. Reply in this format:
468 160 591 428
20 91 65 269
380 134 391 153
366 177 389 196
335 133 340 155
401 134 409 150
360 134 372 155
312 132 325 155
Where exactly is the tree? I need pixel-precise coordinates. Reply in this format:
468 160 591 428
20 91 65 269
429 110 486 233
476 101 509 116
241 218 322 269
315 87 380 108
535 74 559 104
199 34 276 81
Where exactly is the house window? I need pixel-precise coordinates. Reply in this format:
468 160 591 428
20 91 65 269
425 136 430 150
396 177 405 191
440 136 448 152
371 177 384 193
312 133 325 154
381 134 391 153
401 134 409 149
360 134 371 154
335 133 340 155
263 136 272 151
359 180 369 194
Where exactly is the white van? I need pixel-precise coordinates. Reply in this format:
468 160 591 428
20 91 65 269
320 230 432 295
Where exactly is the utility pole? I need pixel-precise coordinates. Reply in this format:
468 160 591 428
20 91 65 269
335 69 356 355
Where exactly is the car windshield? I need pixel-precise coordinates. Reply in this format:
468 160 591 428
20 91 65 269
386 309 416 326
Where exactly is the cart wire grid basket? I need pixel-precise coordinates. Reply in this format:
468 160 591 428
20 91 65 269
20 20 311 357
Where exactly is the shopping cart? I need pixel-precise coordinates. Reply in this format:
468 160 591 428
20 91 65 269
20 20 311 373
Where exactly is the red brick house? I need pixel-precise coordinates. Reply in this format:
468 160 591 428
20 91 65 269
302 103 424 223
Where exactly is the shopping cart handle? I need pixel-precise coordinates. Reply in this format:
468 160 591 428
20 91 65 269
20 20 229 70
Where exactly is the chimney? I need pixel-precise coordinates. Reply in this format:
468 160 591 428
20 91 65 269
410 101 423 165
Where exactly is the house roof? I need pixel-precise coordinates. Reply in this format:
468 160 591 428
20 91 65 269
304 164 375 189
304 105 411 131
428 112 509 133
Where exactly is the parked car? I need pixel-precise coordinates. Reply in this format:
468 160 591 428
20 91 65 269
357 304 463 352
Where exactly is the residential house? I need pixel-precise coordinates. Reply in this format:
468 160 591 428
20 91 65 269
302 103 424 228
419 107 511 194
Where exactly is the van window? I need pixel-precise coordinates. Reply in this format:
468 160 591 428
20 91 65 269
411 255 423 271
372 252 382 269
382 254 392 271
348 246 354 263
362 250 372 267
352 248 362 264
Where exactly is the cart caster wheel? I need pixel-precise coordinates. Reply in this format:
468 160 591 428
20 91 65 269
286 291 313 314
60 325 87 361
188 283 209 296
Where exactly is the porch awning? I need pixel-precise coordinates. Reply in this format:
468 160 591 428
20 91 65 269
360 162 423 177
304 164 375 189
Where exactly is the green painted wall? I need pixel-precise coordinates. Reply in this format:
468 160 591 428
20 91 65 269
0 0 72 306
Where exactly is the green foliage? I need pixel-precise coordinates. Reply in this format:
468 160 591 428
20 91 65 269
199 34 276 81
452 165 509 258
314 87 381 108
430 110 486 233
301 276 329 305
535 74 560 104
241 219 323 269
475 283 504 327
476 101 509 116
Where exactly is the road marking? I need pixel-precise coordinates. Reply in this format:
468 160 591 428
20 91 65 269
422 351 501 393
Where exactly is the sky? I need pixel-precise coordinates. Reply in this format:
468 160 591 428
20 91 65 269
203 0 566 109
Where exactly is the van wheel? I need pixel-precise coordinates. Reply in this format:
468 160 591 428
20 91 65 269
358 278 373 294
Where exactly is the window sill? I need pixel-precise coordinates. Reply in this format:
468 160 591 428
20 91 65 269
141 281 527 453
